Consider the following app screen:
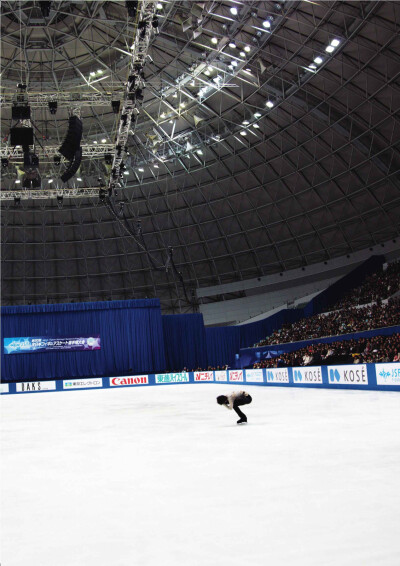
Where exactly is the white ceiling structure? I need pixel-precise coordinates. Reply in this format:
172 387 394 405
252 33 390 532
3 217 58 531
1 0 399 312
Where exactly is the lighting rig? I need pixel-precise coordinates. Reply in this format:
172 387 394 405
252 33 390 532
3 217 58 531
108 0 158 197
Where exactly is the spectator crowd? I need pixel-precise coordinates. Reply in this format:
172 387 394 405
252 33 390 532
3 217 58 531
331 260 400 310
254 298 400 347
253 333 400 369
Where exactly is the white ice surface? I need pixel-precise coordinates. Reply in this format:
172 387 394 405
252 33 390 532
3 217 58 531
1 384 400 566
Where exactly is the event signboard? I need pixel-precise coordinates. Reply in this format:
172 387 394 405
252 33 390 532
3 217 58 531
63 379 103 389
3 336 101 354
375 363 400 386
328 364 368 385
228 370 244 382
293 367 323 384
16 381 56 392
266 368 289 383
245 369 264 383
155 373 189 384
194 372 214 382
109 376 149 387
214 371 228 382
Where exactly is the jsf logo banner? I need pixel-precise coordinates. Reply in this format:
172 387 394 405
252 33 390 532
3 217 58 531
110 376 149 387
16 381 56 393
63 379 103 389
375 363 400 386
194 372 214 382
245 369 264 383
229 370 244 382
214 371 228 382
155 373 189 384
293 367 322 384
328 364 368 385
266 368 289 383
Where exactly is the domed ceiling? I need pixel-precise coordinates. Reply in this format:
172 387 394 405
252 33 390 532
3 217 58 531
1 0 399 311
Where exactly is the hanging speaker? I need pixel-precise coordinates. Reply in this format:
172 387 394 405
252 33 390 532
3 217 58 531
59 116 83 160
60 148 82 182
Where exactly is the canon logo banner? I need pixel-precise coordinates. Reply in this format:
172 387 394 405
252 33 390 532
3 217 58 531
110 376 149 387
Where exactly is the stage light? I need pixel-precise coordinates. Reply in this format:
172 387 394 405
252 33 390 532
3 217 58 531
325 45 334 53
152 17 159 29
244 46 251 52
54 155 61 165
211 37 218 44
262 20 271 28
240 51 245 57
331 38 340 47
229 42 236 48
254 112 261 117
230 7 238 15
105 153 113 165
77 177 82 182
112 100 120 114
15 179 21 184
266 100 274 108
240 130 247 136
48 101 58 114
48 178 53 183
101 138 107 143
90 71 96 77
14 196 21 206
157 3 163 9
57 195 64 208
126 1 138 18
314 56 323 65
1 158 9 168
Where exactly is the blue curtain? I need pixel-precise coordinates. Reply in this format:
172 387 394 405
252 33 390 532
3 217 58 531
206 326 241 368
162 313 208 371
1 300 166 382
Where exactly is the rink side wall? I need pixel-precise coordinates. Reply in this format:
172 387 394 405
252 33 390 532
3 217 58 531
1 363 399 395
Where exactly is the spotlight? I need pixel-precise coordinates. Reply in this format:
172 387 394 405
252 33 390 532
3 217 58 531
99 188 107 202
1 158 9 168
152 16 159 29
57 195 64 208
105 153 113 164
230 7 238 15
48 101 58 114
126 1 138 18
111 100 120 114
135 88 144 101
14 196 21 206
138 21 147 39
40 1 52 17
54 155 61 165
17 83 27 91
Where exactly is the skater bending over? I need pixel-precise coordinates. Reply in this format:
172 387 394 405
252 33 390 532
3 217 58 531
217 391 252 424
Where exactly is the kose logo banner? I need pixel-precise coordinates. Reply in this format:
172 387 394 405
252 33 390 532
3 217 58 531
266 368 289 383
110 376 149 387
63 379 103 389
229 370 244 382
328 364 368 385
245 369 264 383
214 371 228 382
375 363 400 386
194 372 214 382
155 373 189 384
16 381 56 392
293 367 323 384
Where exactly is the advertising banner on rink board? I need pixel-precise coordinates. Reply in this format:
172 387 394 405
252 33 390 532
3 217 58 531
245 369 264 383
375 363 400 386
293 367 323 384
109 376 149 387
194 372 214 382
328 364 368 385
63 378 103 389
266 368 289 383
4 336 101 354
0 383 10 394
155 372 189 384
229 370 244 382
16 381 56 393
214 370 228 382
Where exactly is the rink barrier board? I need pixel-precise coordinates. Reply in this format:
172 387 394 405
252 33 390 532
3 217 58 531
1 363 400 395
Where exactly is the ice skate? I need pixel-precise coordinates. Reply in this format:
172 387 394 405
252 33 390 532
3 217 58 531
237 417 247 424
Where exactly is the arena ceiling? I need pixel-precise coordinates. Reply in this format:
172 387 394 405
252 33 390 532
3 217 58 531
1 0 400 312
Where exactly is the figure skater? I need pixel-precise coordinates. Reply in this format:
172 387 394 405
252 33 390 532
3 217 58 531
217 390 252 424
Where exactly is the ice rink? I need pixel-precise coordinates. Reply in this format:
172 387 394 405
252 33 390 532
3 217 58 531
1 383 400 566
